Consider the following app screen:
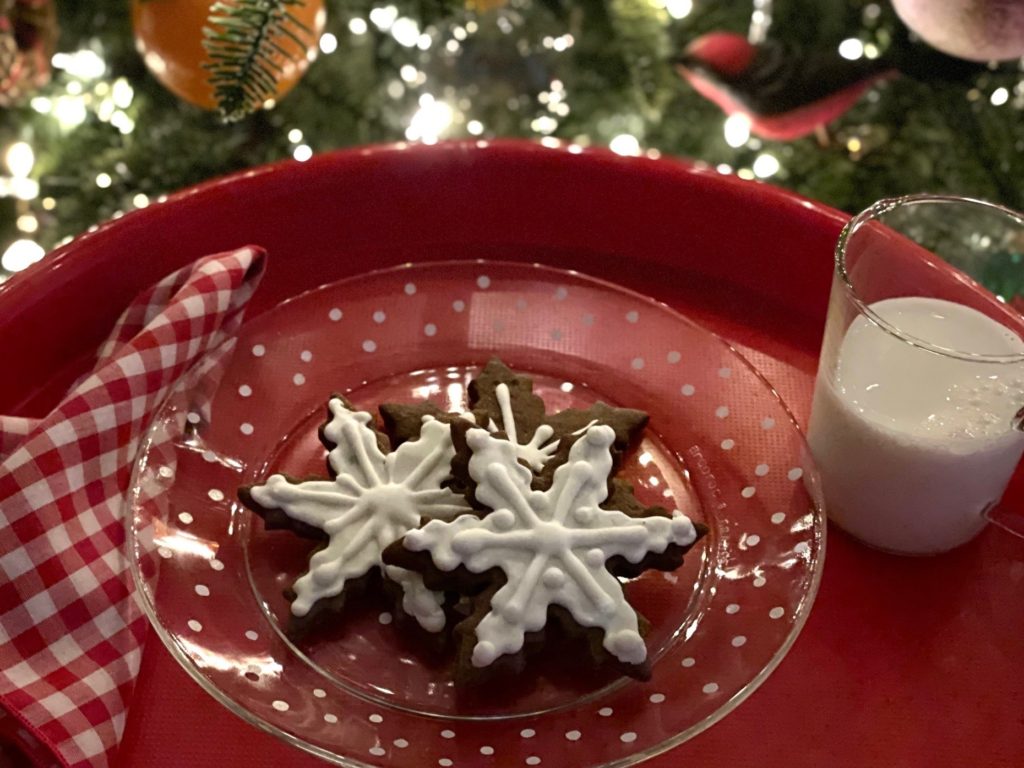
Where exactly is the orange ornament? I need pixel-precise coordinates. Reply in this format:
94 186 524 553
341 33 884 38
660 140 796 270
132 0 325 115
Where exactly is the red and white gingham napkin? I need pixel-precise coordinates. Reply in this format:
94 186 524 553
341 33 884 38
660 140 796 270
0 246 266 768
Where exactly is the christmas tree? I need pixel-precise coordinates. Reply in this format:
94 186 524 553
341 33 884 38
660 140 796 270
0 0 1022 280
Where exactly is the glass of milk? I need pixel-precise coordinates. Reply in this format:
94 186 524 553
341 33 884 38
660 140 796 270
808 195 1024 555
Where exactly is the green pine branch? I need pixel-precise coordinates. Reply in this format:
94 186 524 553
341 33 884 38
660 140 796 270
202 0 312 122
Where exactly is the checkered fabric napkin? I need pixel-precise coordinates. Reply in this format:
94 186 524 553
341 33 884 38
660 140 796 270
0 246 266 768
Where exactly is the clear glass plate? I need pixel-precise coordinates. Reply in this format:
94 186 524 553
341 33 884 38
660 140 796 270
126 260 825 767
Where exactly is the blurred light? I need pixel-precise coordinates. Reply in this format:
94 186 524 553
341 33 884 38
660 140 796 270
417 33 431 49
391 18 419 47
445 39 459 53
838 38 864 60
400 64 419 83
737 168 756 180
568 144 583 154
2 239 44 272
991 87 1009 106
387 80 404 99
723 113 751 147
665 0 693 19
864 43 880 59
530 115 558 134
16 214 38 233
551 34 573 52
369 5 398 31
610 134 641 156
110 111 135 134
112 78 134 108
467 119 484 136
752 153 780 178
406 95 453 144
52 50 106 80
348 18 368 35
42 197 56 210
716 163 733 174
540 136 561 148
319 32 338 54
5 142 34 178
453 26 467 41
847 137 862 153
293 144 313 162
288 128 303 143
133 193 150 208
30 96 52 114
66 81 83 96
466 20 478 33
96 172 112 188
54 96 88 130
7 177 39 200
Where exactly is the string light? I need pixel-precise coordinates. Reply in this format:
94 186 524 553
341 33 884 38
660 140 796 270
5 142 34 178
609 134 641 156
838 38 864 60
723 113 751 147
319 33 338 54
991 87 1009 106
665 0 693 20
752 153 780 178
293 144 313 161
1 240 45 272
348 18 368 35
406 94 453 144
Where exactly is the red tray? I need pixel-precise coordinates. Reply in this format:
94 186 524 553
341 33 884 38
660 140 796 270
2 141 1021 767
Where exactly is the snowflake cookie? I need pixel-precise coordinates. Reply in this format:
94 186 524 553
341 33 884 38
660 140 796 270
239 395 470 634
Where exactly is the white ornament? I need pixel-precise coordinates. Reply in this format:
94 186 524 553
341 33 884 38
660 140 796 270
248 398 469 632
404 424 698 666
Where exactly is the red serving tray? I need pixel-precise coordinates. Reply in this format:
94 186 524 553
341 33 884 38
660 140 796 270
2 142 1021 768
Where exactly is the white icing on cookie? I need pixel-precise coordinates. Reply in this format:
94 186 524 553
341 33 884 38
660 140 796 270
488 382 559 471
403 424 698 666
249 399 469 631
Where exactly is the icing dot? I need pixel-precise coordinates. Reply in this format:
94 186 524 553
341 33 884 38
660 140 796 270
625 310 639 323
245 630 258 641
440 760 454 767
565 730 581 741
631 357 645 370
368 713 383 722
177 512 193 525
441 730 456 739
240 422 254 435
769 606 785 619
323 713 338 724
741 486 756 498
555 286 568 300
584 549 604 568
238 384 252 397
424 323 437 337
520 729 535 738
720 438 735 450
293 373 306 386
251 344 265 357
732 635 747 647
667 350 681 364
328 308 343 321
186 412 201 425
746 534 761 546
210 559 224 571
157 547 172 559
477 275 491 289
378 612 393 625
453 299 466 312
598 707 614 716
187 619 202 632
649 693 666 704
369 747 386 757
795 541 811 556
718 367 732 378
680 384 695 396
404 282 416 295
762 417 776 430
725 603 740 614
755 463 769 476
393 738 409 749
313 688 326 698
770 512 786 524
362 339 377 353
526 758 541 766
715 406 730 419
620 732 637 743
582 312 595 326
681 657 695 667
300 350 312 362
702 682 719 694
542 567 565 589
753 576 767 587
788 467 804 481
480 746 495 756
272 700 289 711
373 310 387 323
208 488 224 502
195 584 210 597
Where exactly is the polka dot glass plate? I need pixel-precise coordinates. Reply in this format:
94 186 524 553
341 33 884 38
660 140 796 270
126 260 825 767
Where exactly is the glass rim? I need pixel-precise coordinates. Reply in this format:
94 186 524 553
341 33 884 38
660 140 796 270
835 193 1024 364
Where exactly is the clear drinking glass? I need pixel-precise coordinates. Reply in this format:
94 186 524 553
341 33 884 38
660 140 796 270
808 195 1024 555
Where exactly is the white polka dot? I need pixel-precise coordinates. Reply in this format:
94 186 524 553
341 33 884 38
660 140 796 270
186 412 201 425
625 310 639 324
393 738 409 749
631 357 645 370
769 606 785 619
238 384 252 397
718 367 731 378
439 760 454 767
555 286 568 300
755 463 769 476
363 339 377 353
240 422 254 435
702 682 719 694
726 603 740 614
598 707 613 716
681 657 695 667
480 745 494 755
741 486 756 498
158 547 172 559
373 310 386 323
210 559 224 571
368 712 382 722
516 298 528 310
667 350 681 364
520 728 535 738
620 732 637 743
746 534 761 546
301 351 314 364
453 299 466 312
715 406 730 419
187 619 202 632
424 323 437 337
582 313 595 326
323 713 338 724
329 307 343 321
720 438 735 450
731 635 747 647
440 729 456 739
245 630 258 641
251 344 265 357
526 758 541 766
788 467 804 481
208 488 224 502
404 282 416 295
565 730 581 741
272 700 289 711
753 576 766 587
477 275 491 289
649 693 666 704
378 612 393 625
762 417 776 430
369 747 386 757
795 541 811 556
769 512 786 525
293 373 306 386
158 466 174 479
202 450 217 463
177 512 193 525
680 384 695 396
306 688 325 699
195 584 210 597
